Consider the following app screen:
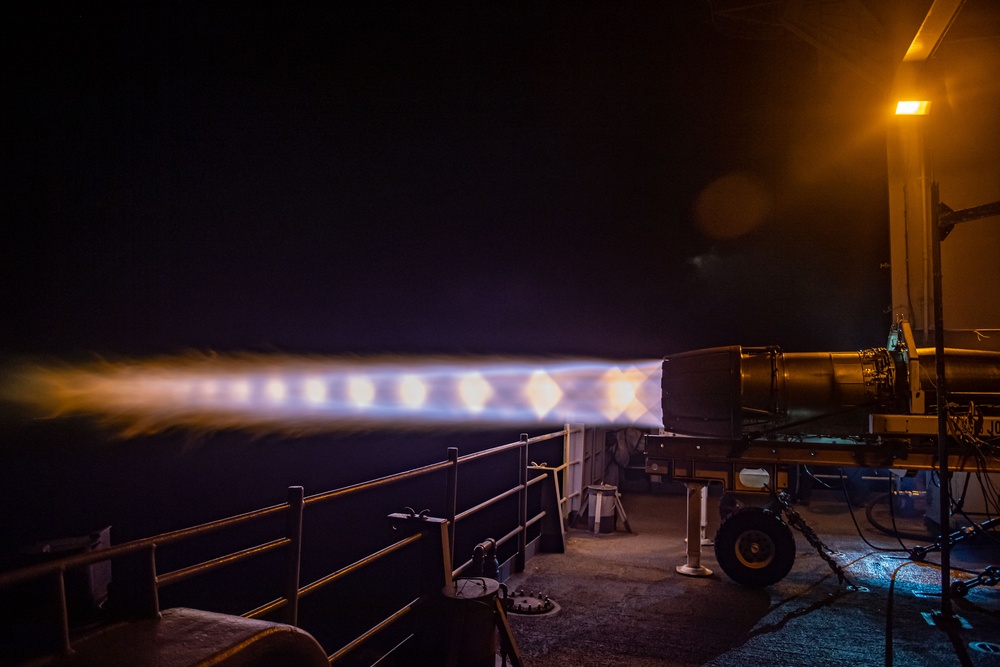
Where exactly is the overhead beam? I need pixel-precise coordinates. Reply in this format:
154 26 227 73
903 0 966 62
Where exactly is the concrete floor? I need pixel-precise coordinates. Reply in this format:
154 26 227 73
504 490 1000 667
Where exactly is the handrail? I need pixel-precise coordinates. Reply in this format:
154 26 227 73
454 485 524 523
305 459 455 506
157 537 291 587
326 596 426 663
299 533 423 598
243 532 424 620
524 510 547 530
526 472 547 488
452 472 546 523
456 439 524 463
530 462 568 473
0 426 578 666
0 501 289 589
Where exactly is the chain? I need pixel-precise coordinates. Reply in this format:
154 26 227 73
775 492 858 589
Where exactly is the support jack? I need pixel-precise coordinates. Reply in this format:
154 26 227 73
677 483 713 577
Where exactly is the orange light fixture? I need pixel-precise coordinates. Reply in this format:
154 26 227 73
895 100 931 115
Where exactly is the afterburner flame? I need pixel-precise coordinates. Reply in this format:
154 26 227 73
2 354 663 436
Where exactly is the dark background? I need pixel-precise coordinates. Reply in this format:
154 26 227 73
2 2 891 361
0 2 892 567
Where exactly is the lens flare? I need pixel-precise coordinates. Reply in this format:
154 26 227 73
1 354 664 435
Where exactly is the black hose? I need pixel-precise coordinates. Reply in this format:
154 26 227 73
865 492 938 542
839 471 907 553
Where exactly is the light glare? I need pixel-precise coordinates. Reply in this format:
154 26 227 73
200 380 219 399
399 375 427 409
304 378 326 404
347 376 375 408
525 370 562 418
458 372 492 412
895 100 930 115
266 379 287 402
4 355 664 434
603 367 636 420
230 379 251 402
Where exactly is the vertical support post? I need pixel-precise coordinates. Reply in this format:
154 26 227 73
594 431 608 485
538 468 566 552
592 491 603 536
930 182 953 620
677 483 712 577
445 447 458 572
284 485 304 627
562 425 570 519
439 521 454 589
516 433 528 572
566 424 584 519
142 545 161 618
115 544 160 618
55 570 72 655
699 484 713 546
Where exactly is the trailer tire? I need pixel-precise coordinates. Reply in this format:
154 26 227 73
714 507 795 587
719 492 740 521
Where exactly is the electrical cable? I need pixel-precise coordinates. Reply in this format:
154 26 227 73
886 478 910 552
884 559 983 667
930 436 1000 547
802 465 842 490
885 560 920 667
865 492 938 542
838 468 909 553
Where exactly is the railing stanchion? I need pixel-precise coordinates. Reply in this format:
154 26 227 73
143 545 161 619
563 425 569 513
0 428 573 665
446 447 458 571
284 485 305 626
54 570 72 655
516 433 528 572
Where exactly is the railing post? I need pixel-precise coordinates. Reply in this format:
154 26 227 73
111 544 160 619
439 521 454 589
516 433 528 572
445 447 458 570
54 570 72 655
141 545 161 619
284 485 305 626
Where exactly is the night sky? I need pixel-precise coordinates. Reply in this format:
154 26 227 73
0 2 909 586
4 3 892 361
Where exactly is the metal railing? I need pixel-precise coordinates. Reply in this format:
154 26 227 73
0 425 582 665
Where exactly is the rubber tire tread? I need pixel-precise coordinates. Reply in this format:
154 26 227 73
714 506 796 588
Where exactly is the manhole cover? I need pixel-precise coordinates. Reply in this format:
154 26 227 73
506 589 559 616
970 641 1000 655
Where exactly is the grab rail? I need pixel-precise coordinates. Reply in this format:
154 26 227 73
0 424 582 665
